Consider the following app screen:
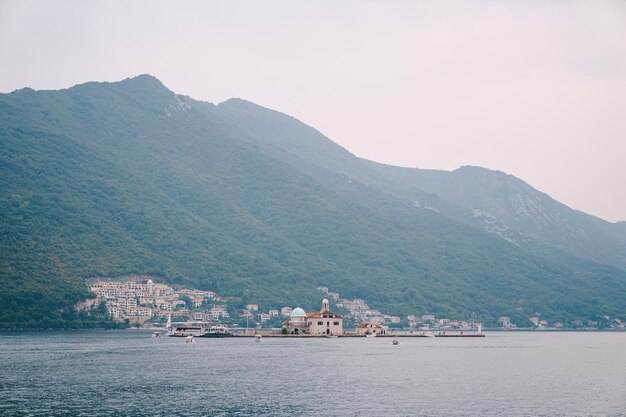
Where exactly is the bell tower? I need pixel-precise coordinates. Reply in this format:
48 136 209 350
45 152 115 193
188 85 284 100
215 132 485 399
322 298 329 312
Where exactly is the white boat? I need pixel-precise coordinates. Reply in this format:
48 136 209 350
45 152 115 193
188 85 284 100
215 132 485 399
392 338 399 345
152 331 161 338
254 335 262 343
365 333 377 338
185 335 195 344
422 332 436 337
168 321 233 338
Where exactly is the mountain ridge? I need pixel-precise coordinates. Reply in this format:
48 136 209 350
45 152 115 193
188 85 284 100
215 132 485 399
1 75 624 328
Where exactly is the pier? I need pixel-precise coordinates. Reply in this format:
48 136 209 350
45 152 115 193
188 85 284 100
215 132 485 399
232 332 485 338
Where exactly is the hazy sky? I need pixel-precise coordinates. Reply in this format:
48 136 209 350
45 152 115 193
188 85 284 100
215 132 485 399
1 1 625 222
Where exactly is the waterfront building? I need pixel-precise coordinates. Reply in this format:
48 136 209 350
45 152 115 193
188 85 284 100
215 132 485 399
283 307 308 334
355 322 388 336
499 316 516 328
283 299 343 336
306 299 343 336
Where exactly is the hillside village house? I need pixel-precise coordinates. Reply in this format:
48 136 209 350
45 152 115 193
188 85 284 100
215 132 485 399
283 299 343 336
89 277 218 323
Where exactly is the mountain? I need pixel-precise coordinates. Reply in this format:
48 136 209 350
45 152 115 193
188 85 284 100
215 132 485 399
213 99 626 270
360 163 626 270
1 75 624 327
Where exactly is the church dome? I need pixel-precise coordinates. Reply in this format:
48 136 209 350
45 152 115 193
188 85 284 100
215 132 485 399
291 307 306 318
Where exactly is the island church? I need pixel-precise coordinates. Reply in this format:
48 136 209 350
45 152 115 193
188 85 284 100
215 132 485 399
283 299 343 336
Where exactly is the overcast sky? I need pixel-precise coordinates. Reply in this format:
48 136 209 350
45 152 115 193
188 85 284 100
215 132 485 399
1 0 625 222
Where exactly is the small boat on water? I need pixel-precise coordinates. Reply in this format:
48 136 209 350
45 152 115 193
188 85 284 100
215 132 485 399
365 333 377 338
422 332 436 338
254 335 262 343
185 335 195 344
152 331 161 338
392 338 399 345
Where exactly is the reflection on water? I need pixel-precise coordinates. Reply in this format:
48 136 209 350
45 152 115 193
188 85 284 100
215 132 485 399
0 331 625 416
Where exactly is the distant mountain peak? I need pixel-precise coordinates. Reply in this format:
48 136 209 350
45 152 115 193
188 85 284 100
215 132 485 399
454 165 507 176
120 73 166 87
2 75 169 98
115 74 173 94
218 97 279 114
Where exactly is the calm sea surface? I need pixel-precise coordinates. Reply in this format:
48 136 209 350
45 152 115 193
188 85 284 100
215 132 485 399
0 331 624 416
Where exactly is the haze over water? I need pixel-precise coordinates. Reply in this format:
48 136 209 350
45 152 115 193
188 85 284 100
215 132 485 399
1 331 624 416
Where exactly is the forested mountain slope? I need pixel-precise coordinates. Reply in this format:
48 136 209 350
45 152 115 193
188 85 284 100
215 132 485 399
1 75 624 327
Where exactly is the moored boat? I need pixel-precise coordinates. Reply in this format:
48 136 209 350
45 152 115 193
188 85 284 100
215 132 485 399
167 320 233 338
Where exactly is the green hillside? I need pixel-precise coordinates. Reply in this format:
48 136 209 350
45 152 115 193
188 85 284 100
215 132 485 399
1 75 624 328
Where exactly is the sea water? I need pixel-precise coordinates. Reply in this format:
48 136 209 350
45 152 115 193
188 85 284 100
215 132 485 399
0 331 624 416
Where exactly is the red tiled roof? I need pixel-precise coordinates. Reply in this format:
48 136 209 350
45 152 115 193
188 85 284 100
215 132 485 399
306 310 343 319
357 322 382 328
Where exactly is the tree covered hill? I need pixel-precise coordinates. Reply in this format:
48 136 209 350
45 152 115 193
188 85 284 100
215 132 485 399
1 75 624 327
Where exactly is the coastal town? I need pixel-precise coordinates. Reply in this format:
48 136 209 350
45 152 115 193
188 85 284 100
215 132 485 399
83 276 625 331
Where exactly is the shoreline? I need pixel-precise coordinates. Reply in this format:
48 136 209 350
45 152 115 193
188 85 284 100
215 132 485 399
1 328 624 333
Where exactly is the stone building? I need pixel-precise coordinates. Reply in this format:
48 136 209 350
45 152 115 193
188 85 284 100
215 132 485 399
283 299 343 336
306 298 343 336
355 322 388 336
283 306 308 334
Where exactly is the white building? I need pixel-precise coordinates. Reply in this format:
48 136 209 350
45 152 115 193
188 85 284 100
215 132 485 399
283 299 343 336
192 312 208 321
306 299 343 336
355 322 388 336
